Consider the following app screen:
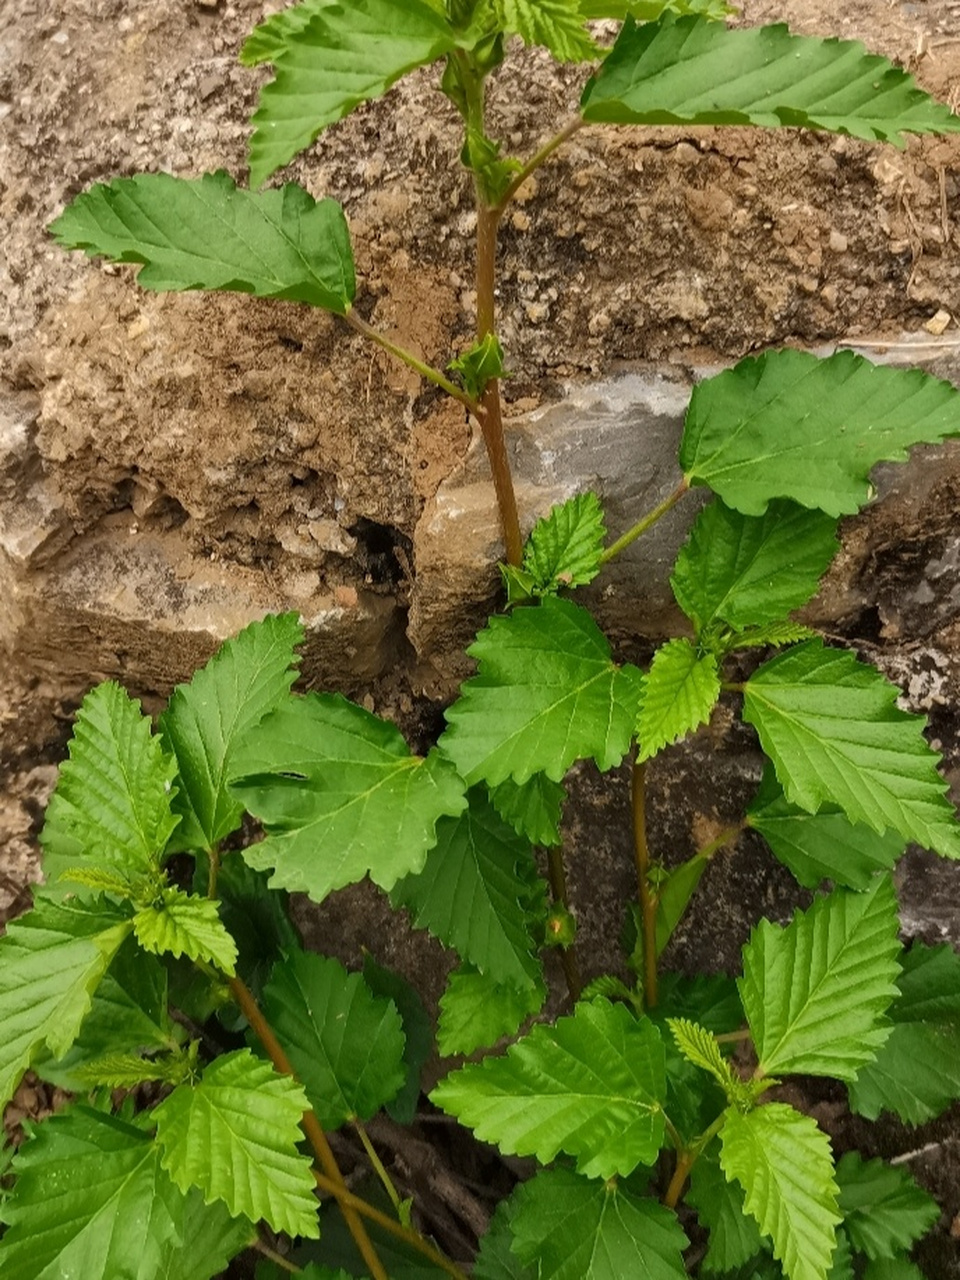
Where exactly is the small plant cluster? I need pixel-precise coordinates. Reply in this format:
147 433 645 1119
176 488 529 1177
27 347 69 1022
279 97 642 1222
4 1 960 1277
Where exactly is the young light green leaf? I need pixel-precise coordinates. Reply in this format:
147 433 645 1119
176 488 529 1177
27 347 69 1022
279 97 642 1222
361 954 432 1124
582 15 960 143
154 1048 319 1238
687 1152 765 1274
739 876 901 1081
0 898 133 1110
743 641 960 858
511 1166 688 1279
431 999 665 1179
668 1018 742 1101
159 612 303 853
261 949 407 1130
0 1103 253 1280
392 789 546 989
746 766 907 891
248 0 457 187
72 1047 196 1089
677 349 960 517
437 965 546 1057
835 1152 939 1260
50 172 355 314
449 332 505 401
489 772 566 846
719 1103 841 1280
133 887 238 975
497 0 597 62
637 638 720 760
522 492 607 595
230 691 467 902
721 622 820 654
671 499 839 633
440 597 645 786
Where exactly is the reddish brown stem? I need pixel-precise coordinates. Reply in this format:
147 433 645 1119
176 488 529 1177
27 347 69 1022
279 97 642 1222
631 757 658 1009
546 844 583 1004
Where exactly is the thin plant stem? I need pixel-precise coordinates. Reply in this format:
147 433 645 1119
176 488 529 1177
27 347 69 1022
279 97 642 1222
695 822 746 863
714 1028 751 1044
354 1118 403 1215
598 478 690 566
253 1238 300 1273
343 310 479 414
664 1113 726 1210
631 756 659 1009
662 1113 684 1153
495 116 587 212
546 843 583 1003
206 845 221 899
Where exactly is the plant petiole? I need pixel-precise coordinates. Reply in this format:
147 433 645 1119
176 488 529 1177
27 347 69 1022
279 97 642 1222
354 1117 405 1216
494 116 587 214
343 310 481 415
598 478 690 566
546 843 583 1003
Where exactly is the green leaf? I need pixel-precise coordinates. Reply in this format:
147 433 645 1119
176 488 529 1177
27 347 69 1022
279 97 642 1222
449 332 505 400
746 766 907 891
71 1048 196 1089
474 1197 537 1280
154 1048 319 1238
743 641 960 858
721 622 820 654
50 172 356 314
668 1018 742 1102
391 789 546 989
437 965 546 1056
241 0 338 65
582 15 960 143
677 349 960 518
862 1259 924 1280
522 492 606 594
230 691 467 902
497 0 597 61
39 681 178 897
637 638 719 760
653 853 708 954
581 0 730 18
489 772 566 846
361 954 432 1124
835 1152 939 1260
210 856 301 1007
656 972 744 1036
671 499 838 633
720 1103 841 1280
431 998 665 1178
511 1166 688 1279
440 597 645 786
0 898 133 1109
248 0 457 187
827 1230 854 1280
687 1151 765 1274
261 949 407 1129
159 612 303 853
0 1103 253 1280
133 887 238 975
739 876 901 1081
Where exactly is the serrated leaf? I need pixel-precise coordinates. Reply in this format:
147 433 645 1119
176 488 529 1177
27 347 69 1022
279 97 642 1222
474 1196 537 1280
656 972 745 1036
511 1166 688 1279
671 499 838 633
361 954 432 1124
133 887 238 975
637 638 719 760
209 856 300 1009
747 766 907 891
581 0 730 18
0 898 133 1109
722 622 820 654
861 1259 924 1280
827 1230 854 1280
0 1104 253 1280
440 597 645 786
489 772 566 846
522 492 606 594
72 1048 195 1089
720 1103 841 1280
241 0 338 65
261 949 406 1129
740 876 900 1081
431 999 665 1178
392 789 546 988
50 172 355 314
230 691 467 902
449 332 505 401
668 1018 741 1099
835 1152 939 1260
743 641 960 858
677 349 960 517
154 1048 319 1238
497 0 598 62
248 0 457 187
687 1152 765 1274
159 612 303 853
437 965 546 1056
582 15 960 143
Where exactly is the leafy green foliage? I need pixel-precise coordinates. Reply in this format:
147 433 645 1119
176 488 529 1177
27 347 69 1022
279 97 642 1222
153 1048 319 1238
510 1166 688 1279
133 887 238 974
50 172 356 313
636 638 720 760
230 691 466 901
488 772 566 846
474 1197 537 1280
678 349 960 517
437 964 546 1056
835 1152 939 1260
739 876 901 1080
440 597 645 785
720 1103 841 1280
687 1151 765 1274
449 332 505 400
431 999 665 1178
71 1047 196 1089
651 854 708 954
581 0 730 17
582 15 960 143
261 949 407 1129
668 1018 744 1104
522 492 606 594
210 857 301 1007
240 0 337 65
497 0 597 62
861 1259 924 1280
361 954 433 1124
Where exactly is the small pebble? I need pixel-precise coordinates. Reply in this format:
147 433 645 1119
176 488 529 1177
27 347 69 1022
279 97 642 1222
828 229 848 253
924 308 952 336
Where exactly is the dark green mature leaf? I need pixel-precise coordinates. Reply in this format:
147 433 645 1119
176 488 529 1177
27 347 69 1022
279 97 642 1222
437 965 546 1056
133 888 238 974
656 972 744 1036
230 691 466 902
687 1152 765 1274
636 638 719 760
523 492 606 594
392 789 546 988
743 641 960 857
211 856 300 1006
362 954 432 1124
431 999 665 1179
827 1231 855 1280
50 172 355 313
497 0 598 62
739 876 900 1081
440 597 645 786
677 349 960 517
671 499 838 633
862 1259 924 1280
160 612 303 853
511 1166 688 1279
747 766 906 891
248 0 457 186
262 949 407 1129
835 1152 939 1260
582 15 960 142
653 853 708 954
489 772 566 846
0 1104 253 1280
314 1175 450 1277
720 1103 841 1280
474 1197 537 1280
